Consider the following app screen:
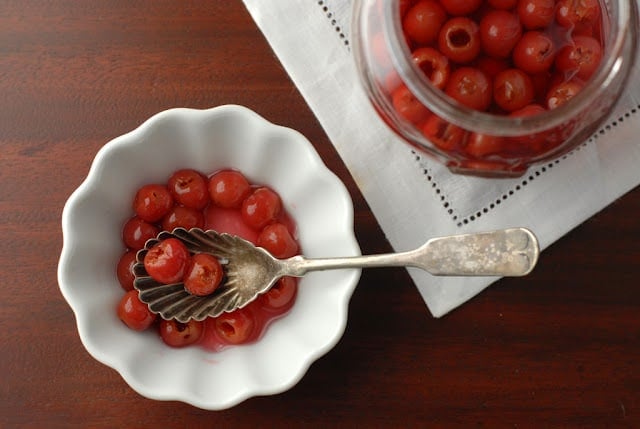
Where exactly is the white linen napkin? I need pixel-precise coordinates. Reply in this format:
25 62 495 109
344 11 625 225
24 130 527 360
242 0 640 317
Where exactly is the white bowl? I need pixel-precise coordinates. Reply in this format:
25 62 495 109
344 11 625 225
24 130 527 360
57 105 361 409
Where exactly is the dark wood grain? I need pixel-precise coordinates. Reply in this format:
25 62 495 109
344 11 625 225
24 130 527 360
2 1 639 427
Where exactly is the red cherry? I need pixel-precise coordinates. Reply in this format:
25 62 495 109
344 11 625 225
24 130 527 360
439 0 482 16
493 68 535 112
402 0 447 45
412 47 450 90
143 238 190 284
258 277 298 312
133 184 173 223
122 216 159 251
392 84 431 124
214 308 256 345
183 253 224 296
512 31 556 74
159 319 204 347
555 35 603 81
422 114 467 151
479 10 522 59
438 17 481 64
161 206 204 231
445 67 492 111
546 80 584 109
556 0 600 34
241 187 282 231
465 133 506 158
116 250 138 291
167 169 209 210
257 223 299 259
117 290 156 331
208 170 251 209
517 0 555 30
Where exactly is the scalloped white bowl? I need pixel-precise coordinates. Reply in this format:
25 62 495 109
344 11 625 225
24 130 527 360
58 105 361 409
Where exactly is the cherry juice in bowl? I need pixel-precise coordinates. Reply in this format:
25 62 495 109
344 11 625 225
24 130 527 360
352 0 638 177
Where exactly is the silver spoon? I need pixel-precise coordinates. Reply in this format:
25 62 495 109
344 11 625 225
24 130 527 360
133 227 539 323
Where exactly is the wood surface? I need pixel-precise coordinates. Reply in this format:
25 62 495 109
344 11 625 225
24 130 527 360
2 1 639 427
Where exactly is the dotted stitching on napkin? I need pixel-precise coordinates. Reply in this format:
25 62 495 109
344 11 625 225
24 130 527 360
316 0 349 47
416 104 640 228
413 152 461 223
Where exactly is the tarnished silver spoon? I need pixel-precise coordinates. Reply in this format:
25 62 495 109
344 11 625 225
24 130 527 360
133 227 539 323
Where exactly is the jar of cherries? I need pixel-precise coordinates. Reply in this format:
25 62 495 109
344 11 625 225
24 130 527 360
352 0 638 176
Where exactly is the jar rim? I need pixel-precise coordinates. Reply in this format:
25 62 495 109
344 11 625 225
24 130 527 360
383 0 638 136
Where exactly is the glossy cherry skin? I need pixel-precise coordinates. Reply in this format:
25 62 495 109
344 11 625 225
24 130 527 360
479 10 522 59
122 216 159 251
208 170 251 209
214 308 256 345
167 169 209 210
241 187 283 230
493 68 535 112
422 114 467 151
445 67 492 111
555 35 603 81
512 31 556 74
116 250 138 291
412 47 450 89
161 206 204 231
257 222 299 259
439 0 482 16
465 132 506 158
143 237 190 284
159 319 204 347
258 277 298 312
546 80 584 110
392 84 431 124
183 253 224 296
402 0 447 45
117 290 157 331
133 184 174 223
438 17 481 64
517 0 555 30
556 0 601 35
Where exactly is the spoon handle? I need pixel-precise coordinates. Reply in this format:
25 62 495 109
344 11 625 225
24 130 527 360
283 228 539 277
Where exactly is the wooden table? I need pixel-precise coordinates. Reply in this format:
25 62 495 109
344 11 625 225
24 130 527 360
3 1 639 427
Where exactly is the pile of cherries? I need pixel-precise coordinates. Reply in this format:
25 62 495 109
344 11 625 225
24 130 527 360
390 0 605 164
116 168 300 350
397 0 603 118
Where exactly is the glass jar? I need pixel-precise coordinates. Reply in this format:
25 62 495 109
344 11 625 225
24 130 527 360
352 0 638 177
